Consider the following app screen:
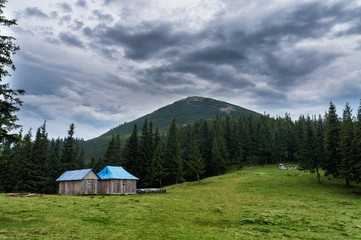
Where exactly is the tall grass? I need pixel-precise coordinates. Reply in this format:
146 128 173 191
0 165 360 239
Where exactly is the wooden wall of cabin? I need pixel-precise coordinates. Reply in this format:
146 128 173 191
98 180 137 194
58 179 98 195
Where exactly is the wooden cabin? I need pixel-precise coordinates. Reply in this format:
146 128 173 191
97 166 139 194
56 169 99 195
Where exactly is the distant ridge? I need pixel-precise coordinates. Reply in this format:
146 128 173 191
83 96 260 161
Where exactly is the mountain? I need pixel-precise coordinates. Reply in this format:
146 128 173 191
83 96 260 161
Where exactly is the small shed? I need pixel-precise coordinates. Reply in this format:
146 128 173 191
97 166 139 194
56 169 99 195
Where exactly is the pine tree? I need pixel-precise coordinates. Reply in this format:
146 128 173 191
186 137 205 183
0 139 13 191
104 135 122 166
94 157 104 172
0 0 25 152
151 144 167 187
32 122 48 192
323 102 341 178
211 135 225 175
61 123 78 172
164 117 183 184
199 120 213 176
78 149 85 169
123 124 138 173
339 103 355 186
299 116 321 183
89 156 96 170
14 129 36 192
138 119 154 186
353 100 361 183
46 138 61 193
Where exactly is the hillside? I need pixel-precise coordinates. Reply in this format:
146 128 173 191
83 96 260 161
1 165 360 239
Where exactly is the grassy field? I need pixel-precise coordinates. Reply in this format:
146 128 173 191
0 165 360 239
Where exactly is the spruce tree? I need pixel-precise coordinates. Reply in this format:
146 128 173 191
32 122 49 192
323 102 341 178
0 139 13 191
123 124 138 173
94 157 104 172
164 117 183 184
46 138 61 194
14 129 36 192
299 116 321 183
151 144 167 187
186 137 205 183
78 149 85 169
211 135 225 175
61 123 78 172
89 156 96 170
339 103 355 186
353 100 361 183
138 119 153 186
104 135 122 166
0 0 25 151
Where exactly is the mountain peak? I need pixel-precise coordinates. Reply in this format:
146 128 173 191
181 96 207 102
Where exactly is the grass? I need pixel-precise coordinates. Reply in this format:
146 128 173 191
0 165 360 239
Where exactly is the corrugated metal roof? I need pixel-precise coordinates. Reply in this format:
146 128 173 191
97 166 139 180
56 169 97 181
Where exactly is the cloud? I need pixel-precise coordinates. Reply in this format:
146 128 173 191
58 2 72 13
99 23 184 59
92 10 114 22
76 0 87 8
24 7 49 18
59 32 85 48
7 0 361 140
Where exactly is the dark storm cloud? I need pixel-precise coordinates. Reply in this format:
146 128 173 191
86 23 184 59
24 7 49 18
115 0 361 99
184 47 245 64
76 0 87 8
263 50 341 88
59 32 85 48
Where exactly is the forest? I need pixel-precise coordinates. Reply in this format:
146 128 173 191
0 101 360 193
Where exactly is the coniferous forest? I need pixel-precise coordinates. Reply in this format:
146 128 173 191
0 101 360 193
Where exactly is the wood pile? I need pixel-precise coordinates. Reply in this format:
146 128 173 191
6 193 44 197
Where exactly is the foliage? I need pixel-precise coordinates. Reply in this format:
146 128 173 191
0 0 24 162
323 102 341 178
61 123 78 171
186 137 205 183
164 117 183 184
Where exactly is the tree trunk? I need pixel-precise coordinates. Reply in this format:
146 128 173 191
197 172 200 184
316 167 321 184
346 178 350 187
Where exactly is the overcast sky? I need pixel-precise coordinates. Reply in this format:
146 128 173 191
3 0 361 140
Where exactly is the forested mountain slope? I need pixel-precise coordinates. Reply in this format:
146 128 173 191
83 96 260 161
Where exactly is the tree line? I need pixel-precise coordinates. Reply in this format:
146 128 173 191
99 101 361 188
0 101 360 193
0 122 86 193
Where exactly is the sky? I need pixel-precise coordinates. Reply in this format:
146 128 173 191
3 0 361 140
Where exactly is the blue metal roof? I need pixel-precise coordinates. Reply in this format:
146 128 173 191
97 166 139 180
56 169 98 181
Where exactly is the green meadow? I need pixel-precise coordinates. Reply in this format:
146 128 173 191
0 165 360 240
